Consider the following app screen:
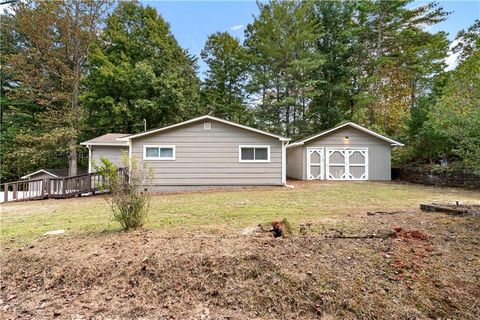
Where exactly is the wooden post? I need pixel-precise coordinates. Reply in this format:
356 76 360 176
46 179 51 198
62 178 66 198
4 184 8 202
41 179 45 198
12 183 17 200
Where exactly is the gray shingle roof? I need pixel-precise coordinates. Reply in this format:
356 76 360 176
21 168 88 179
80 133 130 146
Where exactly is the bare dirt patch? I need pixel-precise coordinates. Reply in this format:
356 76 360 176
1 208 479 319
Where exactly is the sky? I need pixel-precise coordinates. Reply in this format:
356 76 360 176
143 0 480 75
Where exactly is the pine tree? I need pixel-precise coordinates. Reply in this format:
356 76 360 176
352 0 449 136
244 0 324 138
309 0 359 131
200 32 250 123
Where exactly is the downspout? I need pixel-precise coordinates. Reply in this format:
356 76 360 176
282 140 295 188
128 139 132 183
87 145 92 173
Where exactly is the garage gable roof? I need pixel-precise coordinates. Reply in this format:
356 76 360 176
287 122 404 148
118 115 290 142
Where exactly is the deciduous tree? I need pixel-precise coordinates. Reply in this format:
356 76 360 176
4 0 112 176
83 1 202 136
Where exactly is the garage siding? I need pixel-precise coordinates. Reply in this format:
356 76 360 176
286 146 304 179
91 146 129 169
131 120 283 186
288 126 392 180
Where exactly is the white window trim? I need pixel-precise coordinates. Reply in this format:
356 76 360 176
143 145 176 161
238 145 271 163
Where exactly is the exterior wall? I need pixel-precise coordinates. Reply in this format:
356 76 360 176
286 146 304 179
91 146 129 170
290 126 392 180
131 119 283 186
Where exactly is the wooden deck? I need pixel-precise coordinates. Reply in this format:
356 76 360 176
1 169 127 203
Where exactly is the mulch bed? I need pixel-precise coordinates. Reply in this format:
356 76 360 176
1 210 479 319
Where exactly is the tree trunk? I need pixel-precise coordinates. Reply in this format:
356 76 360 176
69 72 80 176
370 4 385 125
68 138 78 177
69 1 81 177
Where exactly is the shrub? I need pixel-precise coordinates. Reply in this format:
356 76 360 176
95 156 152 230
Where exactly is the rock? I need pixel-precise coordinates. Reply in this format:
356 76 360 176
240 225 263 235
44 230 65 236
420 203 468 215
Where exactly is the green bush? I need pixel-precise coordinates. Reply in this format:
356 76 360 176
95 156 152 230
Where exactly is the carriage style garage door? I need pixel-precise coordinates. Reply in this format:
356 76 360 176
306 147 324 180
326 148 368 180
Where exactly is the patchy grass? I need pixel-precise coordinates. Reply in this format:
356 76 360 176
1 181 480 319
1 181 479 245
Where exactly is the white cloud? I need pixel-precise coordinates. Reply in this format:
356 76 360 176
230 24 244 31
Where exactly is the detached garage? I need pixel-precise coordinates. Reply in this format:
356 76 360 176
286 122 403 181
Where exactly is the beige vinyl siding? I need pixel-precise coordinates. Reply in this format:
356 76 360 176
131 120 282 186
91 146 128 169
289 126 392 180
286 146 304 179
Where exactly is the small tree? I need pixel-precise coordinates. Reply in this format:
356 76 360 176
95 156 152 230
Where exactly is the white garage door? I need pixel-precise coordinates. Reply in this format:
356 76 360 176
326 148 368 180
307 147 324 180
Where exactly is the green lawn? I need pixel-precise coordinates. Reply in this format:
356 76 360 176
1 181 479 245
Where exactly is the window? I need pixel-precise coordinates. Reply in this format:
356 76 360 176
143 145 175 160
239 145 270 162
204 122 211 130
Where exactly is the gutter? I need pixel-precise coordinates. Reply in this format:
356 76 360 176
282 140 295 188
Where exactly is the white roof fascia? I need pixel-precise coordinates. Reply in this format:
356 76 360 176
80 142 129 146
21 169 59 179
286 122 404 148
